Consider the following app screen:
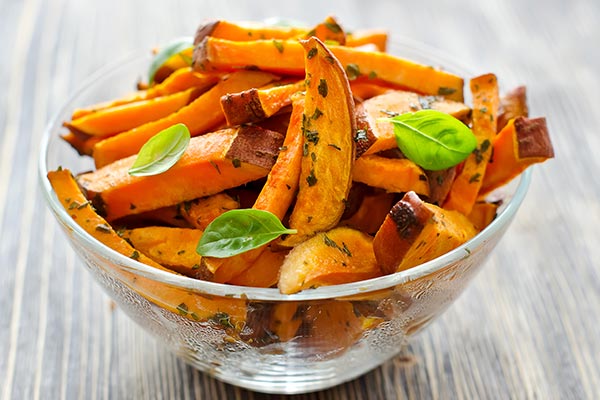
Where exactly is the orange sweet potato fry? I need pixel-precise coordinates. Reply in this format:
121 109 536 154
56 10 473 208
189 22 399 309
497 86 528 132
227 248 287 288
305 16 347 45
444 73 499 215
352 155 430 196
78 126 283 221
92 70 278 167
467 201 499 231
193 37 464 101
193 19 308 45
346 29 388 52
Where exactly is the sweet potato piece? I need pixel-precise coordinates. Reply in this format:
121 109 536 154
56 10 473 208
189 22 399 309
121 227 207 279
151 47 195 84
92 70 278 167
65 88 199 137
467 201 499 231
193 37 464 101
269 303 302 342
497 86 528 132
228 248 287 288
373 191 477 274
47 169 246 324
145 68 221 98
425 166 457 205
353 155 430 196
305 16 347 45
278 227 382 294
202 97 305 283
61 131 102 156
193 19 307 45
181 193 240 230
349 82 391 101
282 37 356 246
220 80 304 126
444 74 500 215
78 126 283 221
340 190 395 235
355 90 471 156
71 91 146 120
346 29 388 52
480 117 553 195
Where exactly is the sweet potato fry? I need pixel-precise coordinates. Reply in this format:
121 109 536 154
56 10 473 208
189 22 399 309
340 189 395 235
467 201 499 231
78 126 283 221
352 155 430 196
444 73 499 215
145 67 222 98
193 37 464 101
373 191 477 274
47 169 246 324
181 193 240 230
278 227 382 294
92 70 278 167
355 90 471 157
227 248 287 288
194 19 307 45
220 80 304 126
497 86 528 132
346 29 388 52
480 116 554 195
305 16 347 45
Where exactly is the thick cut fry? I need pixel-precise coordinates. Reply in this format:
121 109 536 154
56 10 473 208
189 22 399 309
346 29 388 52
480 117 553 195
352 155 430 196
306 16 347 45
47 169 246 324
181 193 240 230
340 190 395 235
228 248 287 288
278 227 382 294
145 68 222 98
194 20 308 45
444 73 499 215
121 227 206 279
497 86 528 132
355 90 471 157
61 131 102 156
193 37 464 101
467 201 499 231
202 97 305 283
373 191 477 274
66 88 199 137
282 37 356 246
220 80 304 126
79 126 283 221
92 70 278 167
425 167 457 205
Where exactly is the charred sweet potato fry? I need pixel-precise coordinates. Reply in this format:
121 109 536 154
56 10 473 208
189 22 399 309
497 86 528 132
282 37 356 246
373 191 477 274
480 116 554 195
355 90 471 157
278 227 382 294
78 126 283 221
444 73 500 215
193 37 464 101
220 80 304 126
92 70 278 167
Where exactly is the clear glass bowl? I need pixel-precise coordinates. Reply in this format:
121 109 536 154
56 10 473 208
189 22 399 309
39 40 531 394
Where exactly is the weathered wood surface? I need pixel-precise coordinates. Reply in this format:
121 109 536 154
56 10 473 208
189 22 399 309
0 0 598 398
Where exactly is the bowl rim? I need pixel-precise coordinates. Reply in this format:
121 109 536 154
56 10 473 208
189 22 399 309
38 40 532 301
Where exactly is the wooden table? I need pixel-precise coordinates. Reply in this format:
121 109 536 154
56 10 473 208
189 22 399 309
1 0 598 398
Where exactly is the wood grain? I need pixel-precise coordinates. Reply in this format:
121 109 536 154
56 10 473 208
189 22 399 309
1 0 599 399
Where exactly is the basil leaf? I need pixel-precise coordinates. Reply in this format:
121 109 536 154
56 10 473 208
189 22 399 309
196 209 297 258
128 123 190 176
148 37 193 84
385 110 477 171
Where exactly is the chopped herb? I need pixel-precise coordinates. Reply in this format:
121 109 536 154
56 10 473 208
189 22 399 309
176 302 189 316
324 21 342 33
324 55 335 64
328 143 341 150
305 130 320 145
436 175 445 186
306 29 316 37
307 216 313 223
129 203 137 210
310 152 317 162
311 108 323 120
209 160 221 174
305 78 311 87
130 250 140 260
177 250 186 255
191 264 200 270
324 40 340 46
68 201 79 210
479 106 488 114
95 223 112 233
438 87 457 96
306 170 318 186
355 129 368 142
285 184 292 190
318 79 328 98
323 234 338 248
183 200 192 213
307 47 317 59
469 173 481 183
341 242 352 257
345 63 360 80
272 39 284 53
368 71 377 79
231 158 241 168
190 312 200 321
211 312 234 329
303 142 309 156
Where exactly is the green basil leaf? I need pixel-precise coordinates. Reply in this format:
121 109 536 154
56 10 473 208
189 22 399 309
128 123 190 176
196 209 297 258
385 109 477 171
148 37 193 84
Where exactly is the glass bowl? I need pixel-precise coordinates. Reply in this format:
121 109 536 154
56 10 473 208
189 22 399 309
39 40 531 394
